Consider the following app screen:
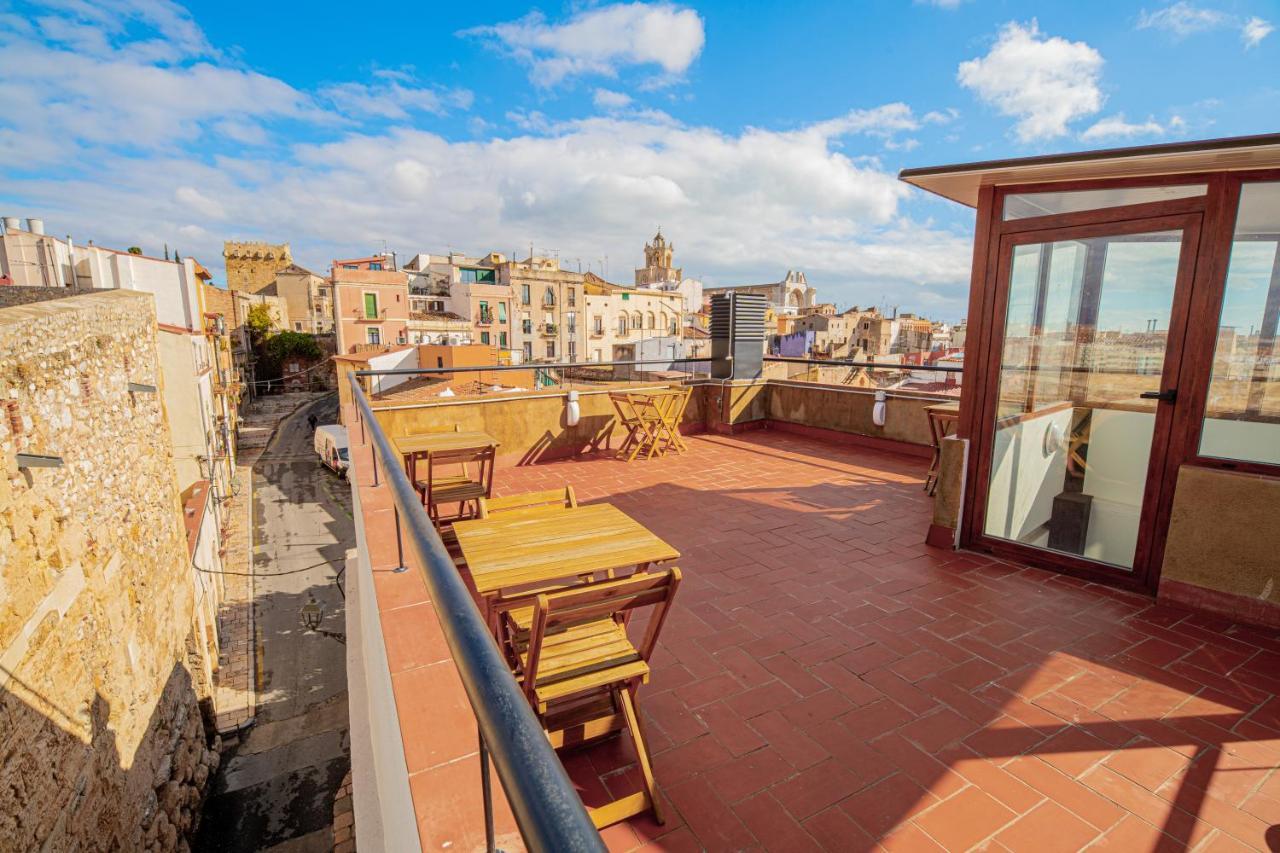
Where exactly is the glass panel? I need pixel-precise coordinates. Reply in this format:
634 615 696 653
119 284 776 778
1003 185 1206 220
985 228 1184 569
1200 182 1280 465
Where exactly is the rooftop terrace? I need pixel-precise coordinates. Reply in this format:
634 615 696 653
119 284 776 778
349 420 1280 851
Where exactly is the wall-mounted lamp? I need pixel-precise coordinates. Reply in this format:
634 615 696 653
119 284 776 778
16 453 64 469
301 597 323 632
872 390 887 427
565 389 581 427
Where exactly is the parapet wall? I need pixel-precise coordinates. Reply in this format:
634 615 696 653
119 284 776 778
0 290 218 850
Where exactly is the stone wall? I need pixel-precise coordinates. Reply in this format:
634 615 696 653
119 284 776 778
0 290 218 850
0 284 91 307
223 240 291 295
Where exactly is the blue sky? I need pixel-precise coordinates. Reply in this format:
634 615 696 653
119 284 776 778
1 0 1276 320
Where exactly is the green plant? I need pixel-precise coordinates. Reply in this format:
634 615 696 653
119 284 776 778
245 303 275 340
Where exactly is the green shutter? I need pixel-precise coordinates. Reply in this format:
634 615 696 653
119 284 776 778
363 293 377 318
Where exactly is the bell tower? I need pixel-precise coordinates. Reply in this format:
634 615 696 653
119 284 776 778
635 228 682 287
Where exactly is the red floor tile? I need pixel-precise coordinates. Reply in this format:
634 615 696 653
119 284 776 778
367 432 1280 851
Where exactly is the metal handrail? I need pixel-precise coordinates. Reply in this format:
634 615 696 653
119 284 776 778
354 356 711 378
763 355 964 374
348 373 606 853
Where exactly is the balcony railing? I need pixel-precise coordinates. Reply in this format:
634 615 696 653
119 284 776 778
347 373 606 853
542 323 558 336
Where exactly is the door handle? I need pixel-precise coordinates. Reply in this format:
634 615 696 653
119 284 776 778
1140 389 1177 403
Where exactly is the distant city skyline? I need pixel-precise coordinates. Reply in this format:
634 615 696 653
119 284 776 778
1 1 1276 321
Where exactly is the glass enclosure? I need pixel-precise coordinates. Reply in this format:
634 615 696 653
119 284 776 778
984 228 1185 569
1003 185 1206 220
1199 182 1280 465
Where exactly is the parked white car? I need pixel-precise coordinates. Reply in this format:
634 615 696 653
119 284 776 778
314 425 349 476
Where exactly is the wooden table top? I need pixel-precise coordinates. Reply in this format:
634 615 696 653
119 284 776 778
925 401 961 416
392 431 500 458
453 503 679 595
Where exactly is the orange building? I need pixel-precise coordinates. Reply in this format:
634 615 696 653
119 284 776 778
332 261 410 354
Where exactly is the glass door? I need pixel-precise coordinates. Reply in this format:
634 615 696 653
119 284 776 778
975 214 1202 581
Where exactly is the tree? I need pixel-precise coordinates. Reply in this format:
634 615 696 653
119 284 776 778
264 331 323 367
245 303 276 341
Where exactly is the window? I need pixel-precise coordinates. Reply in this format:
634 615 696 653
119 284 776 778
546 341 556 358
1200 181 1280 466
523 341 532 360
294 322 303 331
1003 185 1207 220
498 303 507 323
521 313 532 334
568 341 576 361
460 268 496 283
594 315 603 334
631 312 642 331
479 300 491 323
544 286 555 306
565 312 576 334
363 293 378 319
369 261 383 271
669 317 677 335
367 327 381 345
481 331 490 345
499 331 508 348
618 316 628 335
427 299 445 312
647 312 655 330
568 288 576 307
521 284 530 305
343 264 358 270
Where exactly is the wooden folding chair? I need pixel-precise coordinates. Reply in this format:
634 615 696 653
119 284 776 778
609 392 661 462
420 445 496 524
652 387 692 454
477 486 577 519
503 568 682 829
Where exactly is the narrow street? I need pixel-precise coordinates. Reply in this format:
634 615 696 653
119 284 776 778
198 395 354 852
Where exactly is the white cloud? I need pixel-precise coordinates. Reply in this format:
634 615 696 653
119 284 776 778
593 88 633 110
1138 4 1273 48
1242 16 1274 47
1 2 975 317
462 3 706 86
958 20 1104 142
319 78 473 120
1137 3 1226 36
1080 113 1182 141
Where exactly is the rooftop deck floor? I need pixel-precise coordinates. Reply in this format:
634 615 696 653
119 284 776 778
366 429 1280 851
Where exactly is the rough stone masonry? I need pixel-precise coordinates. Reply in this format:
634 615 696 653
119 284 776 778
0 289 218 850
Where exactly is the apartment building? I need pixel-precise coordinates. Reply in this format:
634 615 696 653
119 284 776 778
582 273 684 363
402 252 515 354
274 263 333 333
331 259 410 353
506 256 584 363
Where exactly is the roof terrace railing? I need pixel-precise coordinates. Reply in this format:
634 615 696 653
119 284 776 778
762 355 964 374
347 372 606 853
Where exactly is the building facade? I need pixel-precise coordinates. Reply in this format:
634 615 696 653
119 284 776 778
703 269 816 315
582 274 684 364
505 256 584 363
332 262 410 354
223 240 292 294
274 263 333 334
402 252 515 356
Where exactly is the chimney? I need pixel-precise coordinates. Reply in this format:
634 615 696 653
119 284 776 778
27 218 44 235
2 216 20 232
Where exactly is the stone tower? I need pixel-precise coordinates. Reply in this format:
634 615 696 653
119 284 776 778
223 240 293 294
634 228 682 287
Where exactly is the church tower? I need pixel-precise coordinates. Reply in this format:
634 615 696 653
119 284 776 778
634 228 682 288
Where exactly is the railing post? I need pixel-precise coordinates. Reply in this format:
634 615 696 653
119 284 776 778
392 505 407 573
480 727 497 853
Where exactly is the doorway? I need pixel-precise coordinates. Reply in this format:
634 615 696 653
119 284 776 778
970 213 1203 587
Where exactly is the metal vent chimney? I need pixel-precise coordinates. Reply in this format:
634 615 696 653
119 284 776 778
710 292 767 379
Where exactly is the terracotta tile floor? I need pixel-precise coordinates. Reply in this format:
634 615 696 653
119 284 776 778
482 431 1280 852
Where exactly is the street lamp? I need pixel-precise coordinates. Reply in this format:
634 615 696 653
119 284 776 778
301 598 323 632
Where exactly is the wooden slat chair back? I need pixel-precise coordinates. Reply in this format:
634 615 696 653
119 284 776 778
477 486 577 520
608 392 654 462
421 444 496 524
512 568 681 829
652 386 692 454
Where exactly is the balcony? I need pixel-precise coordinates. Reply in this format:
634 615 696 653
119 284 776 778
476 312 494 326
341 357 1280 851
542 323 558 337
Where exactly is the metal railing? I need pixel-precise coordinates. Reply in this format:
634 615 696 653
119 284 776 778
348 373 606 853
357 357 712 400
763 355 964 374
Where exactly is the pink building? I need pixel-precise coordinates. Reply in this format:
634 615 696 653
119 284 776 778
332 261 410 354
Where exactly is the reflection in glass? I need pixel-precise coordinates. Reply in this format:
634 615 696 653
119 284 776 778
1003 185 1206 220
984 230 1183 569
1200 183 1280 466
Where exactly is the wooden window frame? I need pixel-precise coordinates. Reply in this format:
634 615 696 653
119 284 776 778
957 168 1280 592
